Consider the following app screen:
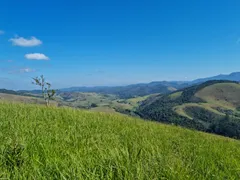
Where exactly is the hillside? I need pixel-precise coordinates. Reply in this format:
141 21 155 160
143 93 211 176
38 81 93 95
1 102 240 179
137 80 240 138
0 93 57 106
0 91 148 115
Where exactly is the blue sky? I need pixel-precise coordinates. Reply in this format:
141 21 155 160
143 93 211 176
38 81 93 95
0 0 240 90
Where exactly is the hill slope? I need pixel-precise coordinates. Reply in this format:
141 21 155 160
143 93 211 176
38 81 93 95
1 102 240 179
137 80 240 138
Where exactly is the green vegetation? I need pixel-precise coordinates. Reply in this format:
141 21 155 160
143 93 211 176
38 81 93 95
137 80 240 138
56 92 135 113
1 102 240 179
0 93 57 106
195 82 240 109
169 91 182 100
0 91 135 114
32 75 56 106
127 94 159 107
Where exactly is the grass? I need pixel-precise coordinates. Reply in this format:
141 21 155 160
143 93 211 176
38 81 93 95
174 83 240 119
0 93 57 106
0 92 136 114
174 103 225 119
195 83 240 109
127 94 160 108
1 102 240 179
90 106 120 114
169 91 182 100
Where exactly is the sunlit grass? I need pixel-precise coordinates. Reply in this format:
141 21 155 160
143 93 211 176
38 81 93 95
0 102 240 179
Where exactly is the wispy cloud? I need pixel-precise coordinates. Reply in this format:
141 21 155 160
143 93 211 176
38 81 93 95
1 66 36 74
19 68 36 73
25 53 49 60
9 36 42 47
0 30 4 35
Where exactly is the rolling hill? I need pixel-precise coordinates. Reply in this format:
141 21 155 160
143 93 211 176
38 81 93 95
1 102 240 179
0 93 57 106
0 91 150 115
137 80 240 138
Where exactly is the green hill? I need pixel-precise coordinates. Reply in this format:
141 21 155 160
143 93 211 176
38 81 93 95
137 80 240 138
0 93 57 106
0 92 136 114
1 102 240 179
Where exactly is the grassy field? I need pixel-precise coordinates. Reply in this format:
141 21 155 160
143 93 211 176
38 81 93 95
127 94 159 108
195 83 240 109
0 92 136 114
169 91 182 100
1 102 240 179
174 103 225 119
0 93 57 106
174 83 240 119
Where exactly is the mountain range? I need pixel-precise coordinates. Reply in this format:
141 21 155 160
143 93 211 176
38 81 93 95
1 72 240 99
192 72 240 84
59 72 240 98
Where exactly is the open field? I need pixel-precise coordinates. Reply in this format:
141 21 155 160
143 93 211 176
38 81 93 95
0 92 136 114
126 94 159 107
0 93 57 106
174 103 225 119
195 83 240 109
1 102 240 179
169 91 183 100
174 83 240 119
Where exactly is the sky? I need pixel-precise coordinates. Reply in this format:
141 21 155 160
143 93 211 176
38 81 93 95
0 0 240 90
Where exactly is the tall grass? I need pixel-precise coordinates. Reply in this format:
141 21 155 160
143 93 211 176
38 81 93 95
0 102 240 179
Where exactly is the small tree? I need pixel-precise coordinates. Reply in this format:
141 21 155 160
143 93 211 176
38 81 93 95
32 75 56 106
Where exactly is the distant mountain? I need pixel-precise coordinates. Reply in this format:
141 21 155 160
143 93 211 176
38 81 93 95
60 81 189 98
59 72 240 98
2 72 240 99
192 72 240 84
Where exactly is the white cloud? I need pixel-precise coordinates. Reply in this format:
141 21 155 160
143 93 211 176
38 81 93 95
9 36 42 47
0 30 4 35
25 53 49 60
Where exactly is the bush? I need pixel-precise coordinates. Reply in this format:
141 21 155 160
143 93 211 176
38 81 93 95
90 103 98 108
